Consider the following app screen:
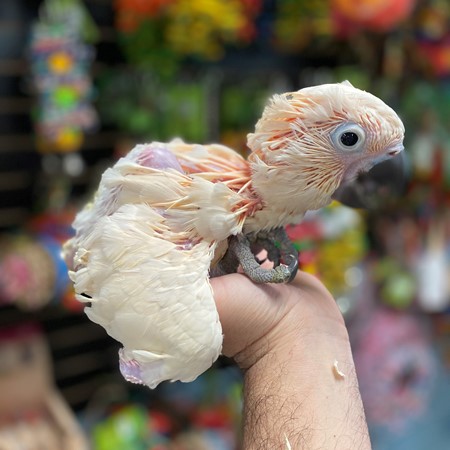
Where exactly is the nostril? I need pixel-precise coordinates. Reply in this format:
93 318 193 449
387 144 404 157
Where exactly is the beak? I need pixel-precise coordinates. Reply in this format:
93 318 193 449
332 152 409 209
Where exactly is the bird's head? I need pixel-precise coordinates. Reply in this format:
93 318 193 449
247 81 405 216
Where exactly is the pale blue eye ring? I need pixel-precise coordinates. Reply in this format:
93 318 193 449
331 123 366 152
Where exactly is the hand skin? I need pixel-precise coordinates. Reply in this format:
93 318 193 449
211 271 371 450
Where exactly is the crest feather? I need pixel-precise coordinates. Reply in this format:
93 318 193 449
340 80 354 88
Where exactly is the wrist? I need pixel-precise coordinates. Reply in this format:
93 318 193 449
239 319 371 450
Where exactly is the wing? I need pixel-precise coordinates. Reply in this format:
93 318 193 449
64 141 255 388
69 202 221 388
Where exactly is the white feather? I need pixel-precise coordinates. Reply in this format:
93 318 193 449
71 202 222 387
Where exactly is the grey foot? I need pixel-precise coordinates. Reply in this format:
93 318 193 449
210 228 299 283
232 230 298 284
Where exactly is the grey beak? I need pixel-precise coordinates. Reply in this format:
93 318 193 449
332 152 409 209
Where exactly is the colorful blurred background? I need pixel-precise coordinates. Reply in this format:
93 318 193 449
0 0 449 448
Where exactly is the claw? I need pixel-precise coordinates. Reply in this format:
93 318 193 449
284 254 299 283
271 253 298 284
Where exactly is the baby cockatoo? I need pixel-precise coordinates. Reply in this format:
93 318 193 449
64 82 404 388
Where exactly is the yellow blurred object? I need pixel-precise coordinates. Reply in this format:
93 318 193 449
165 0 247 59
302 262 318 275
55 128 84 153
316 225 366 295
47 51 74 74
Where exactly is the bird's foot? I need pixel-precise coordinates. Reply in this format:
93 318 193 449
210 228 299 283
231 230 298 284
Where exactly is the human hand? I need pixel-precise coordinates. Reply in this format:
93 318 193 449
210 271 349 369
210 272 371 449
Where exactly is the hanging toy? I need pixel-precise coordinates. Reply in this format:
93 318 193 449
0 211 79 312
29 0 98 156
0 235 56 311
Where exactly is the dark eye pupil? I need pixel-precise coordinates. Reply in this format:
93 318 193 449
340 132 359 146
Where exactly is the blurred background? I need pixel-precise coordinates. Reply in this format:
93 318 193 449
0 0 449 448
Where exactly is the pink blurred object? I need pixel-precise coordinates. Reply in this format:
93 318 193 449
354 308 436 430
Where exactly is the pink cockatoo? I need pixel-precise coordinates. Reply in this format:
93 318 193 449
64 81 404 388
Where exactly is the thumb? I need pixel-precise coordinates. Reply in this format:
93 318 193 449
210 273 288 358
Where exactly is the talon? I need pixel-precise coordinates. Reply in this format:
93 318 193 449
284 254 298 283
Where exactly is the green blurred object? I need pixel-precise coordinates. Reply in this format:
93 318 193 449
273 0 333 52
41 0 99 42
381 272 416 309
118 18 180 79
53 85 78 109
97 69 209 142
374 258 416 309
333 66 371 91
220 83 268 131
97 69 163 140
92 405 150 450
162 83 207 143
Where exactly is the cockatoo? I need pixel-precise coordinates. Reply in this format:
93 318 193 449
64 81 404 388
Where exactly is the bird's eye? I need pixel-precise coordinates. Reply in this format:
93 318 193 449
340 132 359 146
332 123 366 152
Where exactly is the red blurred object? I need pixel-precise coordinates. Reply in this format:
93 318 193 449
238 0 262 42
149 410 173 435
115 0 173 32
332 0 416 34
115 0 172 16
286 221 322 242
0 322 42 343
417 39 450 77
192 405 231 429
27 209 75 241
